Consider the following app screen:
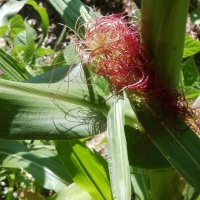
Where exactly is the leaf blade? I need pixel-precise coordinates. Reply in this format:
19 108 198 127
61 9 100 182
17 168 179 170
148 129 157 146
135 103 200 193
107 96 131 200
26 0 49 48
0 65 107 140
0 48 32 81
0 0 27 26
0 140 72 192
55 140 112 200
183 35 200 58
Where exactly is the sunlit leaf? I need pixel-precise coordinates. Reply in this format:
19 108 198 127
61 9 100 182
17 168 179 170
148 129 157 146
0 140 72 192
0 0 27 26
107 96 131 200
47 0 97 34
0 24 8 37
55 140 112 199
95 76 110 97
183 35 200 58
52 43 80 68
9 14 26 38
24 39 35 63
181 56 199 86
0 48 32 81
47 183 92 200
14 22 37 46
26 0 49 48
35 47 54 56
185 86 200 99
0 65 107 140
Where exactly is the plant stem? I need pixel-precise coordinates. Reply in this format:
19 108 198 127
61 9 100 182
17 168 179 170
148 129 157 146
141 0 189 86
137 0 191 198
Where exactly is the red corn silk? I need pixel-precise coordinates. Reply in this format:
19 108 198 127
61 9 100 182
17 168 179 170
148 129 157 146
77 13 200 135
78 13 148 91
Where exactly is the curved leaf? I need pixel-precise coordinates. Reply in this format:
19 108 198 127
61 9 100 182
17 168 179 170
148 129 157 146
0 63 168 168
47 0 97 33
26 0 49 48
55 140 112 200
0 65 107 139
0 140 72 192
0 0 27 26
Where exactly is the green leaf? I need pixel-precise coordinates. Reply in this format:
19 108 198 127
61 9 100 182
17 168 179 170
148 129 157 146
181 56 199 86
0 169 7 182
25 20 37 41
35 46 53 56
47 183 92 200
95 76 110 97
52 43 80 68
47 0 97 33
185 86 200 99
14 22 37 47
14 30 28 46
0 48 32 81
0 0 27 26
107 96 131 200
131 168 179 200
0 65 107 140
134 103 200 193
26 0 49 48
62 43 80 65
24 39 35 63
55 140 112 200
0 140 72 192
0 24 8 37
0 64 135 140
9 14 26 38
130 169 150 200
125 125 171 169
183 35 200 58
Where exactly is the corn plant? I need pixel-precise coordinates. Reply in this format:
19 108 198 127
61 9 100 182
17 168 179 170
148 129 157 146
0 0 200 199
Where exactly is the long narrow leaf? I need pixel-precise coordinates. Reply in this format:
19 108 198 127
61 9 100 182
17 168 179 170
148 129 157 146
0 63 169 169
0 65 107 139
47 183 92 200
26 0 49 48
107 96 131 200
0 140 72 192
0 48 32 81
55 140 112 200
125 125 171 169
135 103 200 192
47 0 97 33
